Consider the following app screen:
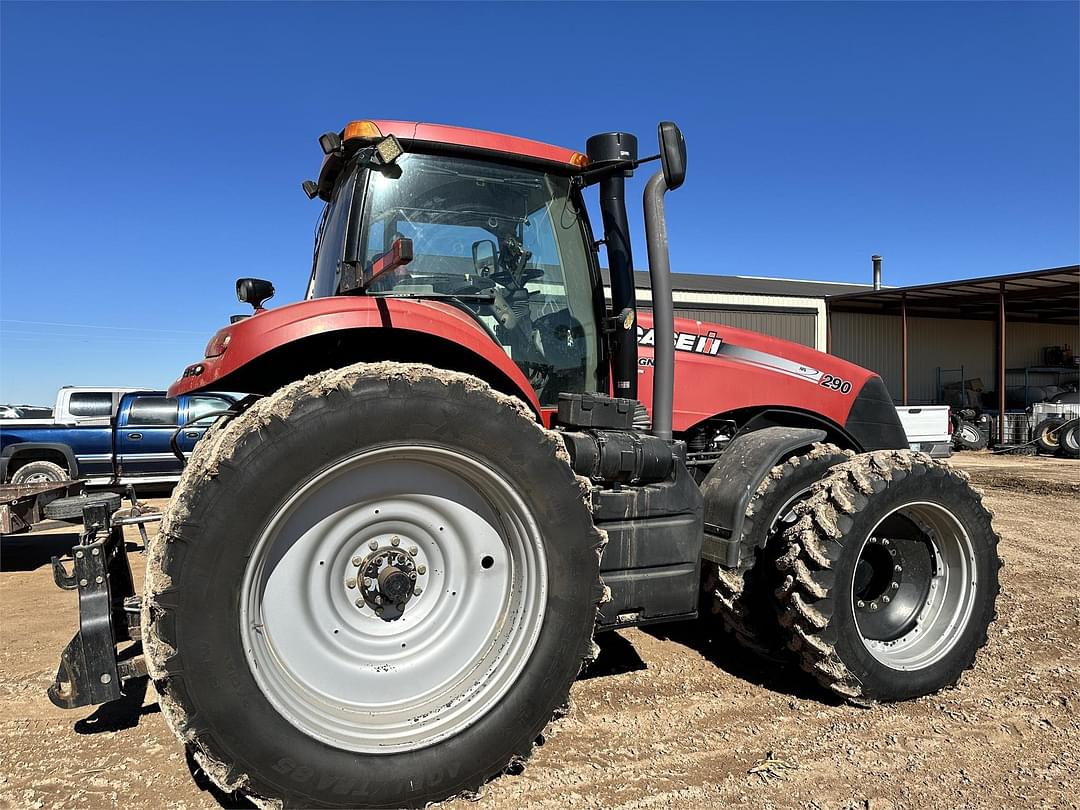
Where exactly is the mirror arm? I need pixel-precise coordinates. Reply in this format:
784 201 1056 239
575 154 661 187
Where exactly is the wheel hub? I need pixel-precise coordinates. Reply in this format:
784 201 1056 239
347 538 424 619
854 534 933 642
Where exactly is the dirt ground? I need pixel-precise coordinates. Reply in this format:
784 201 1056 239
1 452 1077 809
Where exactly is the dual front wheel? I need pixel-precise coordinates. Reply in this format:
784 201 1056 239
703 444 1000 703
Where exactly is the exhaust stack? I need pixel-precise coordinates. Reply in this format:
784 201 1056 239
872 254 883 290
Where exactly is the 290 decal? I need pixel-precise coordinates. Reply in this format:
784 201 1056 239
820 374 852 394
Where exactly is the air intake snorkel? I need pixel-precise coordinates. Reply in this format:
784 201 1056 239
585 132 639 399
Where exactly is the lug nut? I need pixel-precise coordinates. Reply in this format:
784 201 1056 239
417 565 427 575
375 595 383 605
375 607 384 616
857 600 865 608
391 536 400 547
409 546 418 556
363 577 373 588
352 556 362 567
369 540 379 551
410 571 417 580
890 548 897 556
883 595 891 603
355 598 364 608
891 581 899 590
414 587 423 596
870 602 879 611
346 578 357 589
894 564 902 572
882 538 890 546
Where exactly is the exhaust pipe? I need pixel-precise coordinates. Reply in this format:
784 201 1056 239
586 132 639 398
643 171 675 441
872 254 882 290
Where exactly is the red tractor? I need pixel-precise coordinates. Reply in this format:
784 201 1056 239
49 120 999 808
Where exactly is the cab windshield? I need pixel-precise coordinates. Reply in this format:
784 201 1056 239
309 153 603 406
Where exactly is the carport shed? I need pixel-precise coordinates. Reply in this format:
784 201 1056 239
827 265 1080 443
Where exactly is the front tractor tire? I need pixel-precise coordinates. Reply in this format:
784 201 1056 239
143 362 605 809
775 450 1000 703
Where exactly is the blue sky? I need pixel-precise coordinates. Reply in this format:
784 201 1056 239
1 1 1077 405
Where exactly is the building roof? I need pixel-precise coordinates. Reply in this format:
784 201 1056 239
827 265 1080 324
604 269 873 298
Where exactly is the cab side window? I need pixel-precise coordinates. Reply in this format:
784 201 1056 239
127 397 179 427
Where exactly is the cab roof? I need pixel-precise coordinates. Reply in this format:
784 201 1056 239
346 120 588 172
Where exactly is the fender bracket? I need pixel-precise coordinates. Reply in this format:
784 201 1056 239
700 426 826 568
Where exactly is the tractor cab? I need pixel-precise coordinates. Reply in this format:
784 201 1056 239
304 130 606 406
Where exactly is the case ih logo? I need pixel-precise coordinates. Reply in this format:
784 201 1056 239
637 326 723 356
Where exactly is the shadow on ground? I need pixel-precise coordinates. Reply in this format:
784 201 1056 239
642 618 842 704
582 630 648 679
0 531 82 571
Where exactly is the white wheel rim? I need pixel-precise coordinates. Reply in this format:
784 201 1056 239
240 445 548 753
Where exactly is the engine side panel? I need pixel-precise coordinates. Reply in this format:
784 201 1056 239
636 311 898 446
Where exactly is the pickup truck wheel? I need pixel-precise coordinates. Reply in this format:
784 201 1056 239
9 460 68 485
144 362 604 809
775 451 1000 702
701 443 851 656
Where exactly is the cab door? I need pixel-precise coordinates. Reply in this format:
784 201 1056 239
116 396 180 478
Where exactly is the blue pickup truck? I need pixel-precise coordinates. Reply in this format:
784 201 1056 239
0 388 237 485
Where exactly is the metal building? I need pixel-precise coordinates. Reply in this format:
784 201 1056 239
607 270 871 351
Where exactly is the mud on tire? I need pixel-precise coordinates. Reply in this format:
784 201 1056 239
143 362 605 809
701 443 852 655
775 450 1000 702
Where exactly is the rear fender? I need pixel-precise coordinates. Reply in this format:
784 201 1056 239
1 443 77 481
169 297 543 416
699 426 827 568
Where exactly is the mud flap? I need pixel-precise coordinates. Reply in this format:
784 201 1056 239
48 503 148 709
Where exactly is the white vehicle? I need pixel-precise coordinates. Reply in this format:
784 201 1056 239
896 405 952 457
0 387 151 427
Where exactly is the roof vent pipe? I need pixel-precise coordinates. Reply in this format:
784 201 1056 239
872 255 883 290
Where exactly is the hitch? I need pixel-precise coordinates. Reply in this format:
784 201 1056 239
47 502 157 709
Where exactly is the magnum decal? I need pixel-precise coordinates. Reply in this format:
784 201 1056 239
636 326 854 395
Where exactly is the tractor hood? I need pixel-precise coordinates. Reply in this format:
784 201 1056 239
635 311 905 450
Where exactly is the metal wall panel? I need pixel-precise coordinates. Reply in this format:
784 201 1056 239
829 312 903 400
831 312 1080 405
640 306 817 348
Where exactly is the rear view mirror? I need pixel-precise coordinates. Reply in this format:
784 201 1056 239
236 278 276 311
657 122 686 190
472 239 497 276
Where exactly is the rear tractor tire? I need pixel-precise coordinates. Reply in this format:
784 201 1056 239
775 450 1000 702
701 443 852 655
143 362 605 809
